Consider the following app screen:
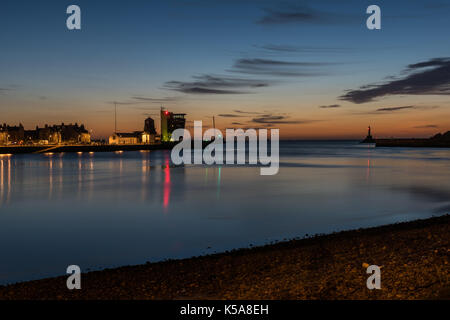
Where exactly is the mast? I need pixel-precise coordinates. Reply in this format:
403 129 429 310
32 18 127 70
114 102 117 134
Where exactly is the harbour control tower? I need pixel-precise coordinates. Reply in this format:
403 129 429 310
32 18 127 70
160 108 186 142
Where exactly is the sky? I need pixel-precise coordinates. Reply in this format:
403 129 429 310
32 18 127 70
0 0 449 139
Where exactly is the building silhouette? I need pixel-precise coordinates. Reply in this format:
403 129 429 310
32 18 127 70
144 117 156 135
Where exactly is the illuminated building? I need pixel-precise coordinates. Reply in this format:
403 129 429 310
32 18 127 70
108 117 157 145
0 125 8 145
26 125 62 145
0 123 89 145
160 109 186 142
54 123 90 144
109 132 140 145
3 124 24 143
0 131 7 145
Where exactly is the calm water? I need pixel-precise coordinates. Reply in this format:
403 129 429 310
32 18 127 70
1 141 449 284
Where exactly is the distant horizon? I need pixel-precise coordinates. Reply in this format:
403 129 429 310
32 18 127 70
0 118 447 141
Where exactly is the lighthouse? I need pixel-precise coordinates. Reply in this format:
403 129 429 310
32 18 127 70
361 125 376 143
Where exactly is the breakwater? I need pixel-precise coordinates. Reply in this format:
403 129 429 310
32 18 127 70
376 139 450 148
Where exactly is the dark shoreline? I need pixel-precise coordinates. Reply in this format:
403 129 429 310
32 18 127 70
2 140 450 156
0 214 448 300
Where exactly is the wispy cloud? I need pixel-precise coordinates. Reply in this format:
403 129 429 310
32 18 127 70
107 101 138 105
163 74 271 94
132 106 161 111
414 124 439 129
376 106 415 112
350 105 438 115
217 114 247 118
108 96 179 105
215 111 320 127
256 5 356 25
251 114 319 126
256 44 351 54
319 104 341 109
257 7 320 25
229 58 332 77
131 96 179 103
340 57 450 103
164 53 336 96
0 85 17 95
233 109 264 115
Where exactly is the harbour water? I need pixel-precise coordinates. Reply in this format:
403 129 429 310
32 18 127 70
0 141 449 284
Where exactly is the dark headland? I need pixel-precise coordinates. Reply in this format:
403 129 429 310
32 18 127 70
376 131 450 148
0 215 448 300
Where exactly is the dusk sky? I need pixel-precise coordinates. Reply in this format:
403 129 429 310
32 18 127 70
1 0 449 139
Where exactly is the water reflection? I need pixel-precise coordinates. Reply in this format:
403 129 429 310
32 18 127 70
0 155 12 205
217 166 221 199
89 155 94 200
141 156 149 201
7 158 10 203
0 143 450 284
163 155 171 211
366 146 372 183
0 157 4 205
59 154 63 196
78 155 82 198
48 153 53 199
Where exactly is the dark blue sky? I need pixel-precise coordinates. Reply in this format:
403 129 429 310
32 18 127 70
1 0 449 138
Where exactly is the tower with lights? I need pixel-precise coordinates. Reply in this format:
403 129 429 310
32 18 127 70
160 108 186 142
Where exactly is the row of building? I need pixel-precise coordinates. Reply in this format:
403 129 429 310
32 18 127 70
0 123 90 145
0 109 187 146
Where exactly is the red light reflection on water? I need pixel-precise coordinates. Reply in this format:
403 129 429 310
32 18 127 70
163 158 171 211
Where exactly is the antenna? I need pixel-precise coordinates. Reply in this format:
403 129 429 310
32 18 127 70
213 116 216 130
